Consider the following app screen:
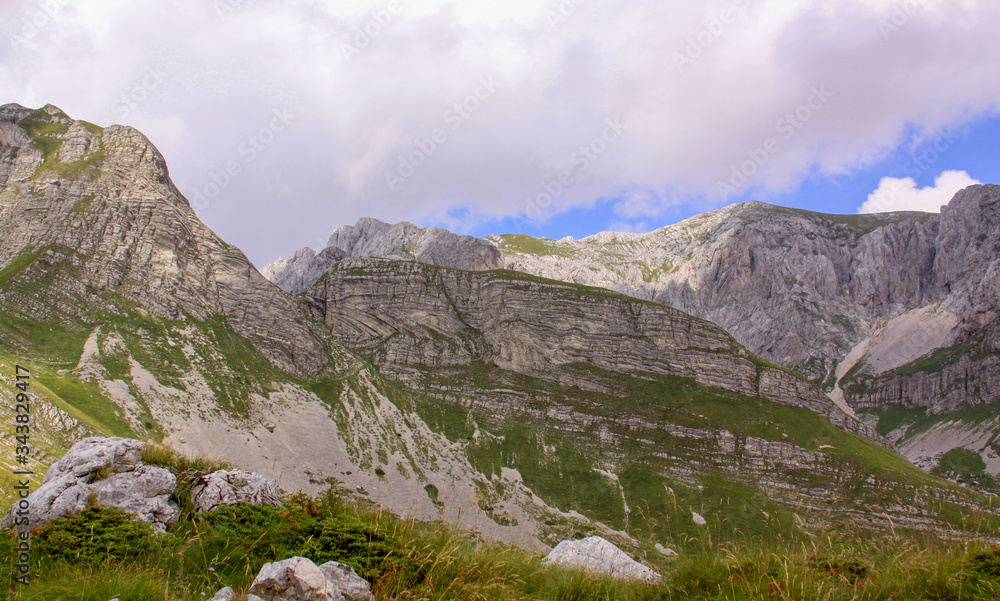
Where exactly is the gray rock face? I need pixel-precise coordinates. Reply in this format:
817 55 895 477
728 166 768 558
249 557 373 601
0 104 328 376
208 587 236 601
2 437 178 531
303 257 875 439
191 470 283 512
263 217 504 294
544 536 661 584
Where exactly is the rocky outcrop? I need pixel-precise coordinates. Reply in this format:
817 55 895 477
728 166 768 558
303 257 873 437
2 437 178 531
544 536 661 584
1 436 289 532
191 469 283 512
0 104 329 376
264 217 504 294
248 557 375 601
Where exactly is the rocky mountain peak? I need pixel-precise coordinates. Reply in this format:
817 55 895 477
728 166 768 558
264 216 503 294
0 104 329 375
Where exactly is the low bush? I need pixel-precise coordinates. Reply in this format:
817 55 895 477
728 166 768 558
33 505 160 566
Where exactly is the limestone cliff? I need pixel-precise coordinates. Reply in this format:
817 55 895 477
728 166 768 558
0 103 327 376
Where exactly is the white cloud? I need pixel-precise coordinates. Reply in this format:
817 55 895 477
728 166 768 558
613 190 671 219
859 170 981 214
2 0 1000 262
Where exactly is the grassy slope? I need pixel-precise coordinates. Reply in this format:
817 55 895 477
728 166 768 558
404 360 1000 548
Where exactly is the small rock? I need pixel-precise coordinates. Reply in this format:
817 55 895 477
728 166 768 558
207 588 234 601
544 536 661 584
264 421 276 433
655 543 678 557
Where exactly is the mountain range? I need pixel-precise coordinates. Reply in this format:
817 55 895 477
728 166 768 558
2 103 998 553
267 193 1000 480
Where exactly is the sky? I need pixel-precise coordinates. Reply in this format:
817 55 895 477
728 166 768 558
2 0 999 267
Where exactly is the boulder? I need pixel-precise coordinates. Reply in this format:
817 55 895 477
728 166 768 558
544 536 661 584
318 561 376 601
191 470 282 512
1 437 178 531
249 557 376 601
249 557 341 601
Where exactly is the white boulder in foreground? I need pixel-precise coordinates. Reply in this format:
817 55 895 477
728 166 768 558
544 536 661 584
248 556 375 601
1 437 178 531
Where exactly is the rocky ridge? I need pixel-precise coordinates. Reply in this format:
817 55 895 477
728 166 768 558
263 218 504 294
302 257 868 436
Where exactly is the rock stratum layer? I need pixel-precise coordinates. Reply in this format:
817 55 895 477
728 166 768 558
303 258 868 437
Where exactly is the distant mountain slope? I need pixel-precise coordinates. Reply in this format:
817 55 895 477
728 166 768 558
0 104 575 548
300 257 997 540
266 192 1000 482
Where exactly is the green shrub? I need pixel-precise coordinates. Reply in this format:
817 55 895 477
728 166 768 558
969 547 1000 579
300 512 400 579
814 556 870 582
186 498 402 585
34 505 160 565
